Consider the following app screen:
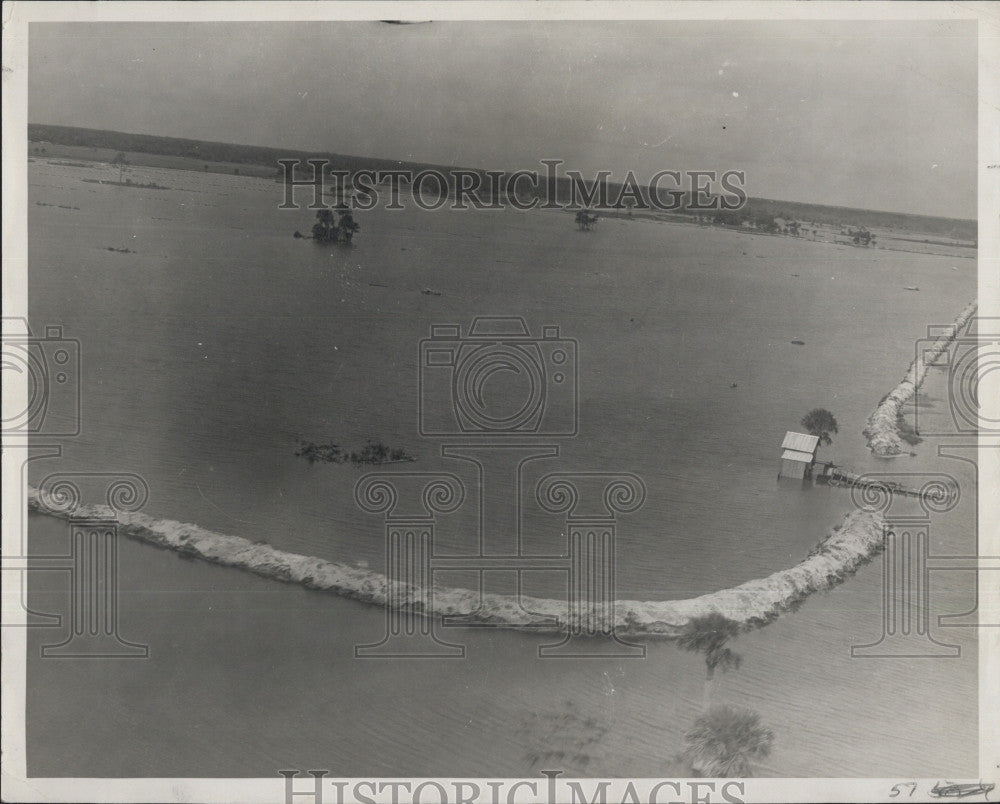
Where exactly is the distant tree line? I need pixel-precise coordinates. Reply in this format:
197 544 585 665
27 123 977 241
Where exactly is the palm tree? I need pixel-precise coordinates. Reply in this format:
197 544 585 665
676 613 743 708
800 408 838 448
683 704 775 777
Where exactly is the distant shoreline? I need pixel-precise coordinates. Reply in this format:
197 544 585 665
28 122 976 242
29 144 976 259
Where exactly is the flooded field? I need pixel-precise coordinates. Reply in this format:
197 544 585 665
26 158 978 778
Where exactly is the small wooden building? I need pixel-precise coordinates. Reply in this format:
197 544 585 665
779 431 820 480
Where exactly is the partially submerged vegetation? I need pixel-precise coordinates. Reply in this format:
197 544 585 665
295 439 414 467
800 408 838 450
292 207 361 244
677 613 743 682
677 612 744 709
82 178 170 190
683 704 775 778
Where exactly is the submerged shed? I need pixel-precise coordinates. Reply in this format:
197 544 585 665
779 431 820 480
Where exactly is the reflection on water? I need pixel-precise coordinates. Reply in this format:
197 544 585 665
26 160 978 777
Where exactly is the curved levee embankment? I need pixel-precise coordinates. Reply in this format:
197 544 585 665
863 300 977 457
27 487 885 638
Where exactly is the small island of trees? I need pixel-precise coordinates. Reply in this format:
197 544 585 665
299 205 361 244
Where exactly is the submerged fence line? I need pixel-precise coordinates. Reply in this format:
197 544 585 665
27 487 885 638
820 466 957 504
863 300 977 457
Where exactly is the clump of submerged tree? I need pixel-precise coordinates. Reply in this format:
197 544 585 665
575 209 598 230
682 704 775 777
672 613 776 777
712 209 805 235
294 204 360 244
842 226 876 246
295 438 414 467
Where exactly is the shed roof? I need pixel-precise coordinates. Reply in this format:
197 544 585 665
782 431 820 453
781 449 815 464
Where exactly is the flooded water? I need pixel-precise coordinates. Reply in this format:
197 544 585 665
26 160 978 778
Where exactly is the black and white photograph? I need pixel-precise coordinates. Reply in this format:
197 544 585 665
2 3 998 802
